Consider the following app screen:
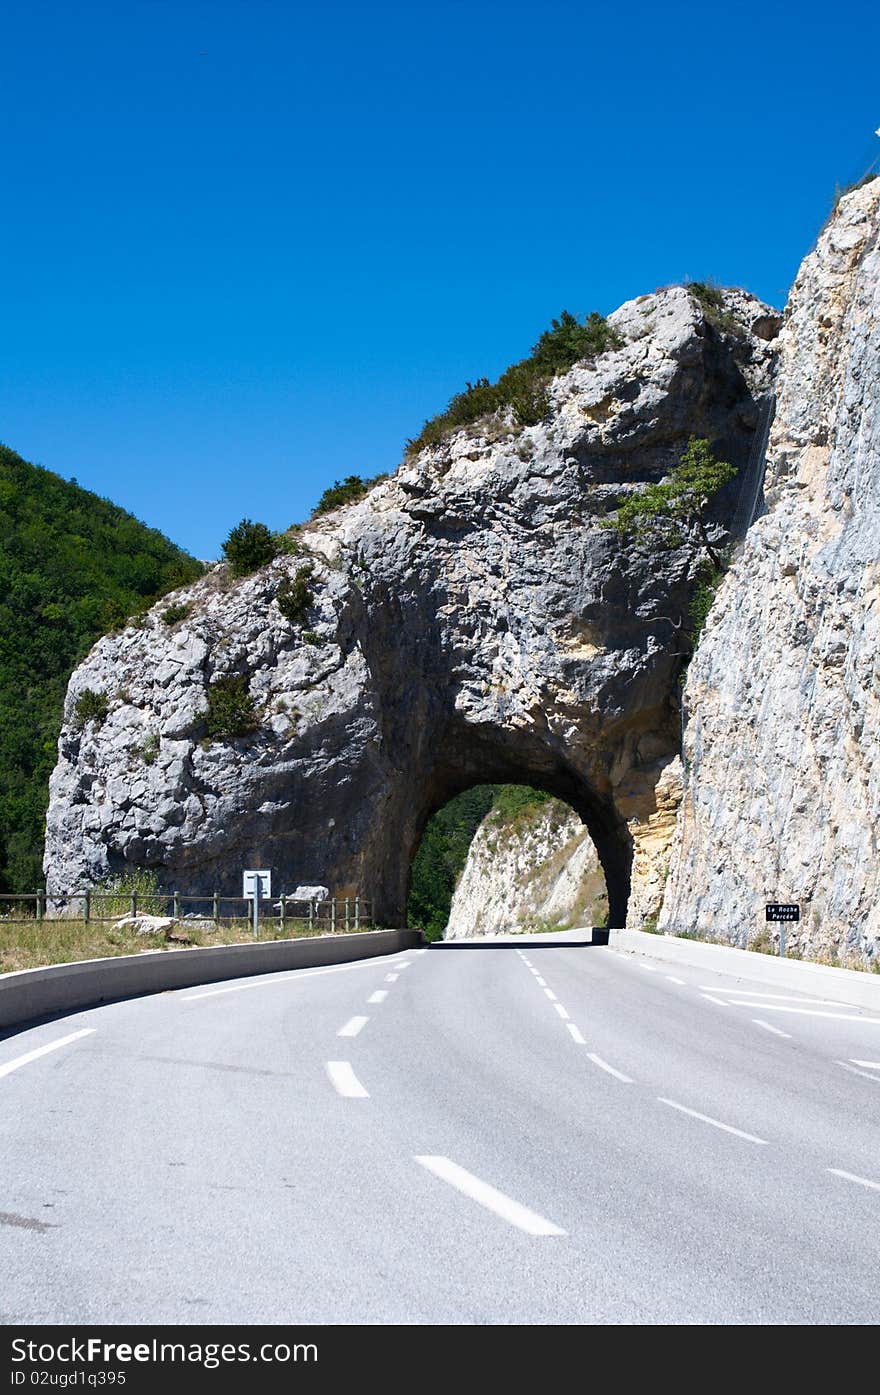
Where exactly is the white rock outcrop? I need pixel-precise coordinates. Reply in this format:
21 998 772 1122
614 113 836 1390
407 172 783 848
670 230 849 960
660 180 880 964
445 800 606 938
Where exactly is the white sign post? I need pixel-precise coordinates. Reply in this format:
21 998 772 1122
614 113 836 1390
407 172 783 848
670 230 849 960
243 869 271 939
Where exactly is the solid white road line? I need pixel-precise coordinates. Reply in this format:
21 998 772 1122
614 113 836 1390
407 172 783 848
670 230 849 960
729 1004 880 1024
367 990 388 1004
700 988 851 1007
326 1062 369 1098
700 994 730 1007
0 1029 95 1079
183 954 412 1000
851 1060 880 1069
836 1062 880 1083
588 1053 633 1084
752 1018 793 1038
666 976 686 985
414 1156 566 1237
553 1003 570 1020
827 1168 880 1193
337 1016 368 1038
543 988 557 1002
658 1097 768 1144
566 1024 586 1045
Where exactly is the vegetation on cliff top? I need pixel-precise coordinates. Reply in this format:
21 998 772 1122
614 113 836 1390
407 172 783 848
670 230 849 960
0 443 204 892
405 310 624 455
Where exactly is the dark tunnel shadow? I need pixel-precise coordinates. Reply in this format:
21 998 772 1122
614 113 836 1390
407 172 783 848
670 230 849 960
425 937 607 950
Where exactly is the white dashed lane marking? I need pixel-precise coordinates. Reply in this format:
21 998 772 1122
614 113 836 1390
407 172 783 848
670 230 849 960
752 1018 792 1038
337 1016 368 1038
827 1168 880 1193
566 1024 586 1045
414 1156 566 1237
588 1053 633 1084
658 1097 768 1145
326 1062 369 1098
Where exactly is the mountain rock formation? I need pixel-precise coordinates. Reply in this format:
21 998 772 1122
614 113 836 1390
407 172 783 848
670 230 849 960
660 179 880 964
445 798 606 939
45 286 778 924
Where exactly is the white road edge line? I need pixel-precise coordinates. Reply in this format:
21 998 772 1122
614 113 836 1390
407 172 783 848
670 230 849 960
658 1097 768 1144
183 953 412 1000
729 1004 880 1024
588 1053 633 1083
367 990 388 1004
553 1003 570 1020
414 1156 566 1236
752 1018 792 1039
666 976 686 985
566 1024 586 1045
337 1016 369 1038
701 994 729 1006
639 964 658 972
0 1029 96 1079
836 1062 880 1083
326 1062 369 1098
827 1168 880 1193
700 988 852 1007
851 1060 880 1069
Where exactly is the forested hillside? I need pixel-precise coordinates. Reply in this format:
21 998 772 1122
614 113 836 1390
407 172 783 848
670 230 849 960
0 443 204 892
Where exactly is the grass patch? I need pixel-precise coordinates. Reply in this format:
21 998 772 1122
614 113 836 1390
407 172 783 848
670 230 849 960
0 915 373 974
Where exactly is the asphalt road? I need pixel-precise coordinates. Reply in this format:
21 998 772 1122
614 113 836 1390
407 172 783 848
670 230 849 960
2 930 879 1324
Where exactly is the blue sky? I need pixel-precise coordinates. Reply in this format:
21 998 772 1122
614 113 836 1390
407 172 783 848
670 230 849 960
1 0 877 558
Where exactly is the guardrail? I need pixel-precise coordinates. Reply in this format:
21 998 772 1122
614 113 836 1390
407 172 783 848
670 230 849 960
0 892 373 934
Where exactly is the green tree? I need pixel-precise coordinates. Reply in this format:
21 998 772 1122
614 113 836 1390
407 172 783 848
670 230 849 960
601 436 735 568
0 443 203 892
222 519 278 576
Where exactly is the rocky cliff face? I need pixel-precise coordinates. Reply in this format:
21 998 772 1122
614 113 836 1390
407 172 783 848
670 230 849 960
45 286 777 924
445 799 605 938
660 180 880 964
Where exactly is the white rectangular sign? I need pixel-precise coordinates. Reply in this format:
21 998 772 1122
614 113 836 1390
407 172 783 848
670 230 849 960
243 869 271 899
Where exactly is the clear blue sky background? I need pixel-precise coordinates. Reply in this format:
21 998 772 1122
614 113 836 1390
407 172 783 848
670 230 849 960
1 1 877 558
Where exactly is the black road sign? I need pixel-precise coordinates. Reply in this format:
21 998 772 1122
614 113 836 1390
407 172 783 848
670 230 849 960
766 903 799 923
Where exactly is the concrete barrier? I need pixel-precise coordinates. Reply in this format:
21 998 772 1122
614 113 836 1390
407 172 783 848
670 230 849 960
0 928 423 1033
607 927 880 1012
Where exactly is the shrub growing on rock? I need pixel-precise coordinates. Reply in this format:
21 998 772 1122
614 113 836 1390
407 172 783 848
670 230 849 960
162 603 190 626
222 519 278 576
311 475 385 518
201 676 260 741
73 689 109 727
276 565 314 624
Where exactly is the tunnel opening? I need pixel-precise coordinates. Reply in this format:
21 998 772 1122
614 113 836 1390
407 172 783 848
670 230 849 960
406 782 612 942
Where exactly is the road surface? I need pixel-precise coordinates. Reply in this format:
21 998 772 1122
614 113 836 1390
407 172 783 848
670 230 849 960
1 930 879 1323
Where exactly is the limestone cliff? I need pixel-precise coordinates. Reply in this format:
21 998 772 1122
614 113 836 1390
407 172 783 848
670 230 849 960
45 286 777 924
660 179 880 964
445 799 606 939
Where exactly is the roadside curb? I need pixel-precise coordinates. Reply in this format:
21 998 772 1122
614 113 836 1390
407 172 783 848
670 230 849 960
0 928 423 1033
605 927 880 1011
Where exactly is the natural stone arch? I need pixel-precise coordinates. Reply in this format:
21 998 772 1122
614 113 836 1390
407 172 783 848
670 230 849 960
45 286 778 926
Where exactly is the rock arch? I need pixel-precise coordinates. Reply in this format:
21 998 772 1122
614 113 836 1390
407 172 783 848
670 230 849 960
45 286 778 926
